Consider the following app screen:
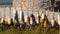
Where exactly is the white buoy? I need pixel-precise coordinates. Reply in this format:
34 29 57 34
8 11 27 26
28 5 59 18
58 15 60 25
19 9 22 21
41 13 44 20
36 14 39 24
16 7 22 21
7 18 11 25
24 15 28 23
4 7 11 25
51 18 54 26
11 8 16 21
11 8 17 25
30 16 33 25
0 17 3 24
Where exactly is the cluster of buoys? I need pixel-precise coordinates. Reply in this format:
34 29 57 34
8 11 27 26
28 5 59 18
0 11 59 31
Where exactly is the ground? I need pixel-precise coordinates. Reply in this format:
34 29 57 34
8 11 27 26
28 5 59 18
0 25 59 34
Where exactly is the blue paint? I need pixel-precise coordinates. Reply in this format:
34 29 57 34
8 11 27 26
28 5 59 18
0 0 13 5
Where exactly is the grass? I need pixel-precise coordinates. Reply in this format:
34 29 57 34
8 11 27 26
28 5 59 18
0 25 59 34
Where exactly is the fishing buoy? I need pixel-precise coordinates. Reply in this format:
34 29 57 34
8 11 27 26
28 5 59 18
30 16 33 25
40 16 43 24
41 13 44 20
51 18 54 27
5 18 11 25
36 14 39 24
40 13 44 24
0 17 3 24
7 18 11 25
19 9 22 21
44 15 47 28
12 16 15 21
44 19 47 28
58 15 60 25
12 8 16 21
24 15 28 23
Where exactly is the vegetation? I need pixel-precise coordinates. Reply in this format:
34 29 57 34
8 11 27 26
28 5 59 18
0 25 59 34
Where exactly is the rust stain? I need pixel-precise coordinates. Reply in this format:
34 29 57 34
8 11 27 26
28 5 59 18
20 0 26 8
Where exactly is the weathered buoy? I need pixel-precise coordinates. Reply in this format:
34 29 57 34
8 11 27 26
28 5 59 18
58 15 60 26
30 16 33 25
44 15 47 28
24 15 29 23
51 18 54 27
0 17 4 24
36 14 39 24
